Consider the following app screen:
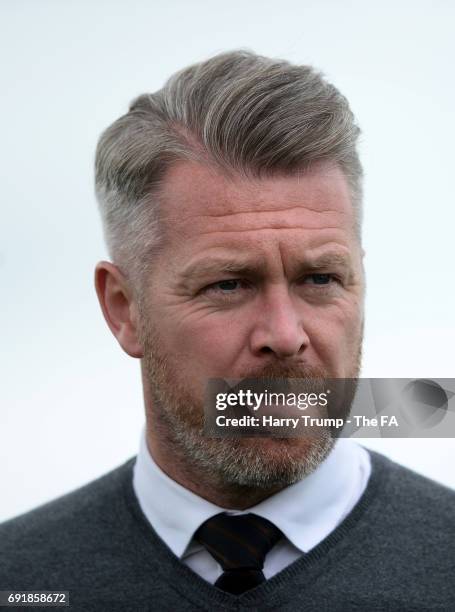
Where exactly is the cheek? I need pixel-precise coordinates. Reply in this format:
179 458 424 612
305 302 363 360
164 313 248 376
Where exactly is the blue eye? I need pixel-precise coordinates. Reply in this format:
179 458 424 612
215 279 240 291
308 274 332 285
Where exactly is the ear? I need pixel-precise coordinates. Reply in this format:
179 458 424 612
94 261 144 358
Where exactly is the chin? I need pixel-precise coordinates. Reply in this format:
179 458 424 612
203 433 335 489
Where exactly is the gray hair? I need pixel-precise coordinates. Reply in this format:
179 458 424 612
95 50 363 282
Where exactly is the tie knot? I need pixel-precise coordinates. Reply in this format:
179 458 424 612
194 512 283 571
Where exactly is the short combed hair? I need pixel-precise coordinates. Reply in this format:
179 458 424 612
95 50 363 279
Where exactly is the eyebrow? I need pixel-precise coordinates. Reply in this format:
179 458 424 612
180 258 263 281
179 251 352 281
303 252 351 270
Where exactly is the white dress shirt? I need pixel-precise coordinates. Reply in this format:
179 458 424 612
133 431 371 583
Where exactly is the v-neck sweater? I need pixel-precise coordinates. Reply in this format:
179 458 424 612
1 450 454 611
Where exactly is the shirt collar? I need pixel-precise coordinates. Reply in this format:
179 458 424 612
133 430 370 558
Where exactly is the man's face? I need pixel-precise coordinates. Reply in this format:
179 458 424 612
138 160 364 488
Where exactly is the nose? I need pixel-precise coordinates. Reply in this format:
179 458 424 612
249 286 310 359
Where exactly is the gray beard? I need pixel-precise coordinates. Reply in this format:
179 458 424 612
155 397 336 489
141 314 362 490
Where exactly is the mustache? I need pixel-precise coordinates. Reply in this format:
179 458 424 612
226 363 329 396
237 362 328 380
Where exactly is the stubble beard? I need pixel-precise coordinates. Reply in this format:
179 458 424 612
140 321 362 491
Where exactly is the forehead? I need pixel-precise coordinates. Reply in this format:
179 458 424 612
159 159 353 225
156 160 357 258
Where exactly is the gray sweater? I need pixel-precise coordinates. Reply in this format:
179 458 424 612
1 450 454 611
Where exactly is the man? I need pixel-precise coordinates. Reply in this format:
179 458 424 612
1 51 453 611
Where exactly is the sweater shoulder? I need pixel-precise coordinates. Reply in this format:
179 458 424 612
368 449 455 526
0 458 136 582
1 458 135 534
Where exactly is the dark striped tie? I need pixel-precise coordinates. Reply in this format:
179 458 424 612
194 512 283 594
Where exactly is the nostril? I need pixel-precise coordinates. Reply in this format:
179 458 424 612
260 346 273 354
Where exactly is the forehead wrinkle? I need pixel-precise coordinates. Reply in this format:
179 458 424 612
162 204 351 239
190 225 344 236
193 206 348 219
163 204 349 227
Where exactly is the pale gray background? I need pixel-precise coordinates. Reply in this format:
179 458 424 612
1 0 454 522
